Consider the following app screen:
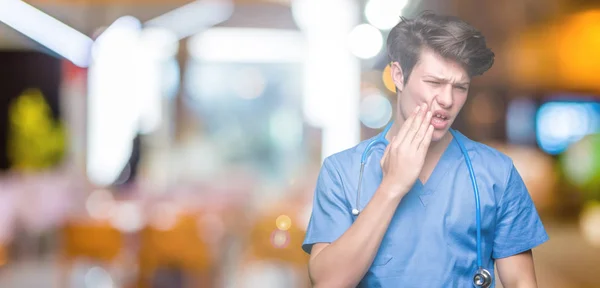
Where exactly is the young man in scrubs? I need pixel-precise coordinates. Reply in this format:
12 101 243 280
302 12 548 287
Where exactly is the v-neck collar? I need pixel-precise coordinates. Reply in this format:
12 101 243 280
415 131 461 207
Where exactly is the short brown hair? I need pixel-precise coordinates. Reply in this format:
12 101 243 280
387 11 494 84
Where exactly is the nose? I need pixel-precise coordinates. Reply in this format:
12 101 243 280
435 85 454 109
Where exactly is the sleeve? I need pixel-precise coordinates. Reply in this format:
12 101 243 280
492 164 549 259
302 157 354 254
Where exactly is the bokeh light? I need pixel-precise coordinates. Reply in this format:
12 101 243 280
275 215 292 231
109 201 144 233
360 93 393 129
348 24 383 59
561 134 600 193
364 0 408 30
86 189 115 220
270 229 290 249
580 201 600 247
84 266 114 288
536 102 600 155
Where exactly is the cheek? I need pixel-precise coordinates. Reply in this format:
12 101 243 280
453 94 469 112
401 87 430 108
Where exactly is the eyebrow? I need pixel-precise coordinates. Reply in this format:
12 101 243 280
423 75 470 86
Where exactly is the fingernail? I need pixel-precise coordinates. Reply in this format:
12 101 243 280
426 111 432 117
415 106 421 112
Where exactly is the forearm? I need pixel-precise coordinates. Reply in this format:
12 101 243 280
497 250 538 288
501 280 537 288
309 184 404 287
500 274 538 288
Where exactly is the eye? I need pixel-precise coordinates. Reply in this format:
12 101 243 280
425 81 441 86
455 86 468 91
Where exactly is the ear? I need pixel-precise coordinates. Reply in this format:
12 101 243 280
390 62 404 91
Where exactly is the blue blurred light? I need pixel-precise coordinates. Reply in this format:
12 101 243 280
536 101 600 155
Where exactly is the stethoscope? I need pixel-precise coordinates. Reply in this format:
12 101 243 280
351 121 492 288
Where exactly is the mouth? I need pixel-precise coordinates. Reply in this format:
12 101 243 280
433 113 448 120
430 110 450 129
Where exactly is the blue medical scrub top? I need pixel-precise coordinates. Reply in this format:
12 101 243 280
302 129 549 287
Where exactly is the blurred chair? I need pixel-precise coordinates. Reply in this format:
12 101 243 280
60 219 124 287
136 212 215 288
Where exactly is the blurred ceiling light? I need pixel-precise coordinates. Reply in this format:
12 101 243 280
348 24 383 59
188 28 304 63
291 0 356 31
0 0 93 67
365 0 408 30
145 0 234 40
139 27 179 61
360 93 392 129
293 0 360 159
87 16 143 186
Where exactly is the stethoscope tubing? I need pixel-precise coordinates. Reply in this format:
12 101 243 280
355 121 488 285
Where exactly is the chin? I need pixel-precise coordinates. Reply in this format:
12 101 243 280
431 129 448 142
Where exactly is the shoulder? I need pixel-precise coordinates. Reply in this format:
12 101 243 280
451 129 515 184
322 134 380 172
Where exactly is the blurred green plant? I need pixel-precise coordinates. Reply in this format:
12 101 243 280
7 88 66 171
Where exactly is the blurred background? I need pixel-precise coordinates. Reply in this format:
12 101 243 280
0 0 599 287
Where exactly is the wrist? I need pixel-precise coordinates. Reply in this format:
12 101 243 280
378 179 409 200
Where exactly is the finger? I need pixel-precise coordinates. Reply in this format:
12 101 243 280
395 105 421 145
380 142 391 166
411 110 432 146
404 103 428 144
418 124 434 151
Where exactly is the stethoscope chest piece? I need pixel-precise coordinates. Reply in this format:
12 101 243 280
473 268 492 287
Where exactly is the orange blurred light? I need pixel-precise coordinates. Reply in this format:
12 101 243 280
275 215 292 231
506 9 600 92
556 10 600 91
382 65 396 93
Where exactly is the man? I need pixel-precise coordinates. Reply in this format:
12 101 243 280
302 12 548 287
